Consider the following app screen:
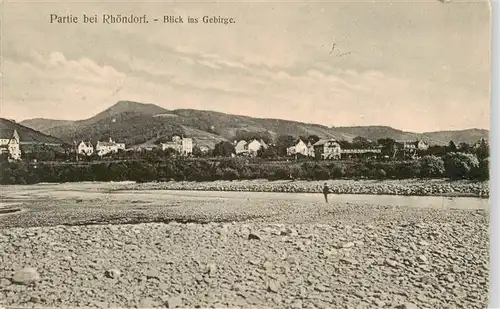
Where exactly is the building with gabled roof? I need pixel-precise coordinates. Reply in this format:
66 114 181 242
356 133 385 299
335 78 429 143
161 136 193 156
96 137 125 157
313 139 341 160
0 129 22 161
77 141 94 156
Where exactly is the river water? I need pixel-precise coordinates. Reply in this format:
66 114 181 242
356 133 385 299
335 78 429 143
0 182 489 211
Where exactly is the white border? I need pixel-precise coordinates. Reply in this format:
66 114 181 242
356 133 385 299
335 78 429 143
490 0 499 308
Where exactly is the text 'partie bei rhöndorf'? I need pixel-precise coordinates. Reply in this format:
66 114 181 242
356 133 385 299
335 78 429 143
49 14 236 25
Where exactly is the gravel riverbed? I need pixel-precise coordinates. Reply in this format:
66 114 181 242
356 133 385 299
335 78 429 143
121 179 490 198
0 217 489 309
0 190 490 309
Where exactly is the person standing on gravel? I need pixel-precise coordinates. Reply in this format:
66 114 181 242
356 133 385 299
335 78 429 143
323 183 330 203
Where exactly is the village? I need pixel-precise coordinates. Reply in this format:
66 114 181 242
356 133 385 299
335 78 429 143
0 128 489 163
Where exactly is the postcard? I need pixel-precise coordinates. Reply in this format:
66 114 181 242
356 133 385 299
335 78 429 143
0 0 493 308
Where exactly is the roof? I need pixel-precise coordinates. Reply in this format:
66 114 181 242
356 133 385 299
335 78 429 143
97 142 117 147
79 141 93 147
313 139 338 146
342 148 382 154
396 140 427 144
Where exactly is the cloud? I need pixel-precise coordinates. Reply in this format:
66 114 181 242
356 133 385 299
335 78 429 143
2 48 489 133
1 0 490 133
197 59 221 70
3 52 128 119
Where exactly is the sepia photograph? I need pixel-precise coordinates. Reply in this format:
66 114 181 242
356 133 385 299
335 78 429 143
0 0 493 308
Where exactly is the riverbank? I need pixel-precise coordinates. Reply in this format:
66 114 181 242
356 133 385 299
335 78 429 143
120 179 490 198
0 216 489 309
0 181 489 308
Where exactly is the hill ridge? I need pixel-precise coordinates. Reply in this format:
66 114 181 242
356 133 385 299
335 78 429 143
0 118 65 145
19 101 489 147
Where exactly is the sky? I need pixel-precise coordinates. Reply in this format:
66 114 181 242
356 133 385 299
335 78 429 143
0 0 491 132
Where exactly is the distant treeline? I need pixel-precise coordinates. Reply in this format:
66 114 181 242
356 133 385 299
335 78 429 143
0 153 488 185
15 134 489 163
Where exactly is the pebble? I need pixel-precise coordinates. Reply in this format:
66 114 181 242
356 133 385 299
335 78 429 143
314 284 328 292
419 240 430 246
385 259 399 268
267 280 279 293
262 261 273 271
248 233 261 240
373 299 386 307
281 228 298 236
354 290 366 299
418 255 428 263
166 296 183 308
397 303 419 309
104 269 121 279
11 268 41 285
342 242 355 249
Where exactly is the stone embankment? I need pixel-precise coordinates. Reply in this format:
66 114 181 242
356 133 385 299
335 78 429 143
124 179 489 198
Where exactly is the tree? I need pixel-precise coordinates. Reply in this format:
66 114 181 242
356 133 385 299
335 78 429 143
458 142 472 153
213 141 235 157
192 145 203 157
424 145 447 157
258 145 278 159
234 130 272 144
475 139 489 160
352 136 372 149
446 141 457 153
443 152 480 179
275 135 296 156
307 135 320 145
475 158 489 180
418 155 445 178
338 140 353 149
377 138 397 158
164 148 178 157
0 153 9 163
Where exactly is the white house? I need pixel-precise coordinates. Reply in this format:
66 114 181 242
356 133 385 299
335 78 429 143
96 137 125 157
181 138 193 155
313 139 342 160
286 145 296 156
247 139 263 156
288 139 309 156
77 141 94 156
397 140 429 151
161 136 193 155
234 140 248 155
0 129 22 161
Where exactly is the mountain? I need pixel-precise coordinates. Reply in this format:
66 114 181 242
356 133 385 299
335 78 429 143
20 101 355 148
335 126 489 146
422 129 490 146
20 100 489 148
334 126 421 143
0 118 64 144
19 119 74 133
